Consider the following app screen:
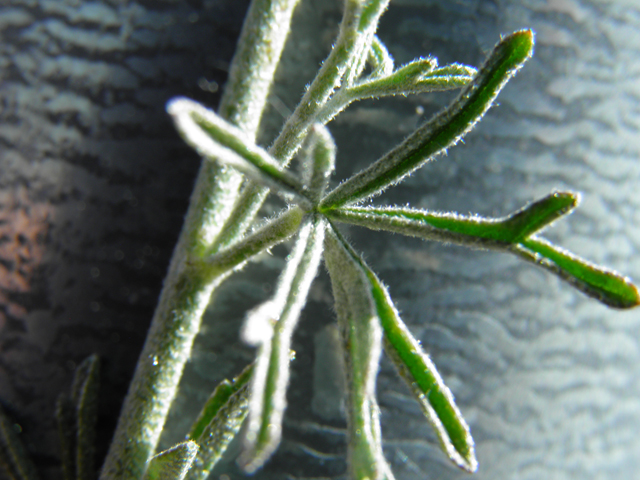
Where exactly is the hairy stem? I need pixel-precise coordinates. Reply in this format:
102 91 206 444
210 0 388 253
98 1 300 478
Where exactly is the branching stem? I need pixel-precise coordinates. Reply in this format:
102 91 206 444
98 1 301 478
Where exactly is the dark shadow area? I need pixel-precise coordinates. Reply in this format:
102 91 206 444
0 1 249 478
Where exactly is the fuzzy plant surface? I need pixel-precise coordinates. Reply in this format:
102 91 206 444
1 1 638 480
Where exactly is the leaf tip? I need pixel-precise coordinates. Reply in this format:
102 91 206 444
519 237 640 309
166 96 193 117
458 448 479 473
611 276 640 309
553 190 579 207
506 28 535 62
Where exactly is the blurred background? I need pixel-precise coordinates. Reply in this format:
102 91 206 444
1 1 639 479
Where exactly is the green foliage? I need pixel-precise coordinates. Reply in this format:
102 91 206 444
29 2 636 480
188 365 253 443
57 355 100 480
325 191 639 308
320 30 534 209
0 404 40 480
166 16 637 480
186 365 253 480
324 228 391 480
142 442 198 480
238 215 326 472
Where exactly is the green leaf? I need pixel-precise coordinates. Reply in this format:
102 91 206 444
515 237 640 309
185 365 253 480
367 397 395 480
357 0 391 34
270 0 389 164
56 355 100 480
205 207 305 278
143 442 198 480
345 0 392 86
349 58 477 101
167 98 310 206
188 365 253 442
323 226 390 480
325 225 476 472
502 192 578 241
72 355 100 480
367 35 394 77
301 124 336 202
363 267 477 472
326 193 639 309
348 57 438 98
56 394 76 480
326 191 577 246
391 57 438 82
413 63 478 91
316 59 475 129
189 381 233 442
0 404 40 480
320 29 535 210
238 215 326 473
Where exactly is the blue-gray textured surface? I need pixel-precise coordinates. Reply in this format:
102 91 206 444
0 0 250 477
1 1 640 479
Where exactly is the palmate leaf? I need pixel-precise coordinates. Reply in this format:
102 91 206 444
326 192 640 309
162 0 639 476
320 29 534 210
325 225 476 472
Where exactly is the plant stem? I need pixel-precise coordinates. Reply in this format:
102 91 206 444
98 1 300 478
209 0 379 253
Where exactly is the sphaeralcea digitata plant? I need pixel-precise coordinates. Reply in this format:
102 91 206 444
2 1 638 480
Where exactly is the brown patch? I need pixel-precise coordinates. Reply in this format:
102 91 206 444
0 186 52 326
